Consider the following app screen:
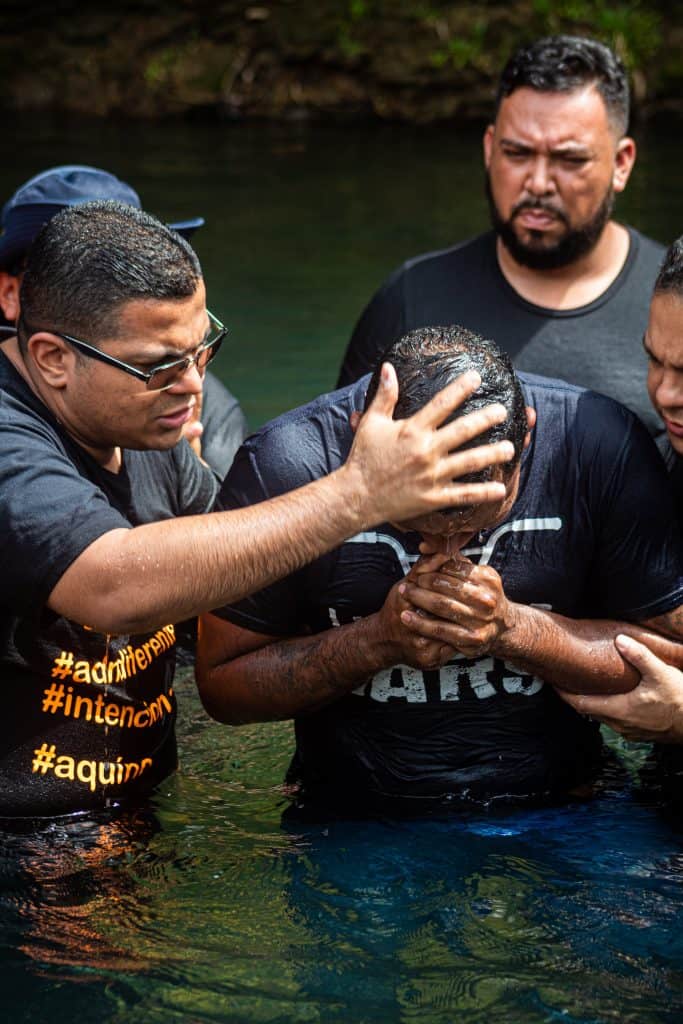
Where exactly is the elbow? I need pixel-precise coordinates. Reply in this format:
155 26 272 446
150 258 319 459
81 600 169 638
198 690 247 726
195 663 255 725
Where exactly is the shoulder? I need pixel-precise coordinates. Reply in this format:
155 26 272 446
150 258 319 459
625 226 666 273
520 370 633 417
247 377 365 456
520 372 648 454
398 231 494 279
221 378 367 503
0 362 70 457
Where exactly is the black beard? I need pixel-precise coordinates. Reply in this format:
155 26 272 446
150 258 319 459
486 174 614 271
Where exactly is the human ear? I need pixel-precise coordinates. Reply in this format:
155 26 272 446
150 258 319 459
523 405 536 449
0 272 21 322
483 124 495 169
27 333 73 389
613 136 636 194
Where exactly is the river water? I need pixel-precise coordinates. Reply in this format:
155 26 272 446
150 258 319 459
1 113 683 1023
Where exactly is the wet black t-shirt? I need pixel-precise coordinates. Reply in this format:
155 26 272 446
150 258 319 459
658 438 683 525
337 228 665 437
215 374 682 810
0 351 217 816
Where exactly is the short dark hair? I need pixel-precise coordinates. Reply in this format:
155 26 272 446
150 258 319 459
654 237 683 300
496 35 630 136
365 325 527 482
19 200 202 349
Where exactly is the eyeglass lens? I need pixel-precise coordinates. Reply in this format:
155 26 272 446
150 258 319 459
145 330 225 391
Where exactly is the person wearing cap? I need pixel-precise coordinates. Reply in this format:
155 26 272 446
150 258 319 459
0 164 247 479
0 199 514 817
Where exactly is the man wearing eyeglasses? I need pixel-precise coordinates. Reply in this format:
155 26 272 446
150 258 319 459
0 199 514 817
0 164 248 479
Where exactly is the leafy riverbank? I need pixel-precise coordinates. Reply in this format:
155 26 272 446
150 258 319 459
3 1 681 122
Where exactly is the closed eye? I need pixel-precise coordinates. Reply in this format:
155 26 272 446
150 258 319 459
556 154 589 167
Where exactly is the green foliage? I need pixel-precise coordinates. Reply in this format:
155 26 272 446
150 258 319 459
530 0 662 67
144 48 181 87
336 0 373 61
349 0 369 20
428 18 488 71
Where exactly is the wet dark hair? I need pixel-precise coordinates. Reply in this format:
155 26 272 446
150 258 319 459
654 237 683 300
18 199 202 351
496 35 630 136
364 325 527 484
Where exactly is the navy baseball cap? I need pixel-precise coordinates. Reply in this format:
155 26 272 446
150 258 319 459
0 165 205 272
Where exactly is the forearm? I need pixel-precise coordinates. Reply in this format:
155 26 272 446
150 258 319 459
197 615 393 724
51 465 371 634
50 369 518 635
496 605 683 695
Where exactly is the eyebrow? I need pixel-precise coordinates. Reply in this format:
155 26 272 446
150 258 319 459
643 333 683 371
130 320 213 366
498 137 594 158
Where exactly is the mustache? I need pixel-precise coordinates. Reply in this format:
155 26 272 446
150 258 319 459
511 198 569 225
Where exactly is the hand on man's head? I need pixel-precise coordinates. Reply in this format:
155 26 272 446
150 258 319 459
344 362 515 530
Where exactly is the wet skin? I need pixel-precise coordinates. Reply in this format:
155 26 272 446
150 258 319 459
23 283 210 469
645 291 683 456
390 463 522 661
483 85 634 259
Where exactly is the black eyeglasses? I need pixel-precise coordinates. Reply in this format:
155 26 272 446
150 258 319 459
21 311 228 392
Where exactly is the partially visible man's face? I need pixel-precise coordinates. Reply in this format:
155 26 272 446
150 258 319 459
645 291 683 456
48 280 209 457
484 85 633 270
394 464 522 554
0 268 22 323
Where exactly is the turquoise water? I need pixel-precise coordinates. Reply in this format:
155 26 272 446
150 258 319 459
1 113 683 1021
2 676 683 1023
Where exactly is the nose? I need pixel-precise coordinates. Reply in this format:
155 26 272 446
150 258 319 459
654 367 683 412
525 155 554 197
168 359 204 395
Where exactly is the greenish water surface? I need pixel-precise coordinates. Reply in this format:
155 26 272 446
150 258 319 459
1 113 683 1023
4 112 681 424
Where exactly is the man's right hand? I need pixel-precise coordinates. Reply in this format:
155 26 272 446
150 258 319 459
374 558 458 671
47 366 514 637
343 363 515 529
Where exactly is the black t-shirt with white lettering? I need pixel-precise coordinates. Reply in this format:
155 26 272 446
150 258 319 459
0 351 217 816
216 374 682 811
337 228 665 437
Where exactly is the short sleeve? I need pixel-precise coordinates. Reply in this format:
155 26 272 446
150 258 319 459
0 405 130 616
583 398 683 620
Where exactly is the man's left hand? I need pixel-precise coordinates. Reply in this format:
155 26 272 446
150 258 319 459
399 554 512 658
